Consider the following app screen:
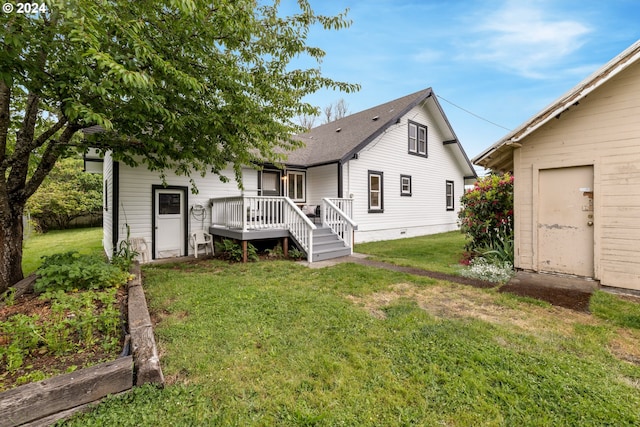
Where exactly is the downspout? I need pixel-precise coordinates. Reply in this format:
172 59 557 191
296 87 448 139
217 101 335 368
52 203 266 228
111 161 120 257
337 161 343 198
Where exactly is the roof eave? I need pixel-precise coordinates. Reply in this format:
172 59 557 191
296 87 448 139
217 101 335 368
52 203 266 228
339 89 434 163
474 39 640 170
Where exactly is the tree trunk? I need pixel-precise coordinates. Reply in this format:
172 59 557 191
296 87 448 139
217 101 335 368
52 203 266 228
0 203 24 293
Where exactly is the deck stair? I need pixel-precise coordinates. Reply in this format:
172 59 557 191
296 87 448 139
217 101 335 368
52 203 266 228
312 227 351 262
209 196 356 263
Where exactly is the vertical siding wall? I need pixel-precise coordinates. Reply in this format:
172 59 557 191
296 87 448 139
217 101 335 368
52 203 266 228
116 164 257 257
344 101 467 243
514 60 640 290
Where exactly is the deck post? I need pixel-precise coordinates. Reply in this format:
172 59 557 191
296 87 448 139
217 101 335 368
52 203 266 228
283 237 288 258
242 240 248 263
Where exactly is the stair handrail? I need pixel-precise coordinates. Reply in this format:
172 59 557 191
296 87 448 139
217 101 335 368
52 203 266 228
282 197 316 262
321 198 358 253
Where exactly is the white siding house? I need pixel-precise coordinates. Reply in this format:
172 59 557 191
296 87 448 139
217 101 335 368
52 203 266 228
290 88 476 243
99 88 476 261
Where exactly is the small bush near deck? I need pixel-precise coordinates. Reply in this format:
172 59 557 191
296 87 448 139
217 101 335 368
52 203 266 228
288 247 305 260
215 239 258 262
35 251 129 294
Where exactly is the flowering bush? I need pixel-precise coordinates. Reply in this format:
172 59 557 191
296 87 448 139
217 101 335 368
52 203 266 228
460 258 514 284
458 173 514 258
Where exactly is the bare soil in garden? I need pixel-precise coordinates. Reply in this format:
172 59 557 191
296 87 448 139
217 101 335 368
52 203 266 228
0 285 127 393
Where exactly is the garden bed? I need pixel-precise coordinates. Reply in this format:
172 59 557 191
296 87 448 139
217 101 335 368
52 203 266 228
0 263 163 426
0 277 128 392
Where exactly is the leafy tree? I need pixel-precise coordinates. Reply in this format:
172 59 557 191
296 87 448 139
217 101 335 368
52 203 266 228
458 173 514 257
0 0 359 291
26 157 102 231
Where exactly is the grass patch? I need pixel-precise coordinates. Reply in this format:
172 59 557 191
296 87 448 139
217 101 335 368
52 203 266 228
22 227 103 275
591 290 640 329
64 259 640 426
355 231 466 274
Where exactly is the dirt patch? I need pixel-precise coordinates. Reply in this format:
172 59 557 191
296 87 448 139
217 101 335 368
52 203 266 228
346 283 596 337
609 328 640 366
498 283 592 312
348 258 594 312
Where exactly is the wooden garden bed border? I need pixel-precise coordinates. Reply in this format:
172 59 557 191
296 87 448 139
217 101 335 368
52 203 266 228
0 262 163 427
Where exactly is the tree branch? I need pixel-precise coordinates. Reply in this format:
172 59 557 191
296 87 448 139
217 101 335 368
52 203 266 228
4 114 67 169
24 124 81 200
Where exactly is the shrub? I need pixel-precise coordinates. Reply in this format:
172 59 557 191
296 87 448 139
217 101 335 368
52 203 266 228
35 251 130 294
459 173 514 259
265 243 284 259
26 158 103 232
288 247 305 261
460 258 514 284
215 239 258 262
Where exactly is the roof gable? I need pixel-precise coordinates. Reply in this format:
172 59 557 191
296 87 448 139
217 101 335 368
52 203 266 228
286 88 476 177
287 88 432 165
474 39 640 171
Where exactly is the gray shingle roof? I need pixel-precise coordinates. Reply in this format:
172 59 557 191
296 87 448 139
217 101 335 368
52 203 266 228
287 88 434 166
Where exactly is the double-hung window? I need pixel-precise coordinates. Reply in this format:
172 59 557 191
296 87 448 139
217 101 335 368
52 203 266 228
400 175 412 196
446 180 455 211
408 121 427 157
368 171 384 212
287 171 305 202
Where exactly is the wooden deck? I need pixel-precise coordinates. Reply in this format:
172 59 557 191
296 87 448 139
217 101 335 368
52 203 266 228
209 196 356 263
209 225 290 241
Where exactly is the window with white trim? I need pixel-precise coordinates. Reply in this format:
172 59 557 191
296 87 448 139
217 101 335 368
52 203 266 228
408 121 427 156
400 175 412 196
287 171 305 202
368 171 384 212
446 180 455 211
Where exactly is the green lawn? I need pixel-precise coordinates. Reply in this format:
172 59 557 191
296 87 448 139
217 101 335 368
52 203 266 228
21 227 103 275
355 230 467 274
61 254 640 425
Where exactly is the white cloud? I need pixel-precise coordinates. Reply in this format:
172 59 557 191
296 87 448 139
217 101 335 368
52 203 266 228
465 0 592 78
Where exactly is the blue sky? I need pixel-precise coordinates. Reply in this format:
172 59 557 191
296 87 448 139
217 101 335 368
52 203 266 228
284 0 640 161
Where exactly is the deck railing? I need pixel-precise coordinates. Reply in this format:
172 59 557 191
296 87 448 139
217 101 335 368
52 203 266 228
321 198 358 253
210 196 316 261
210 196 357 262
282 198 316 260
326 198 353 219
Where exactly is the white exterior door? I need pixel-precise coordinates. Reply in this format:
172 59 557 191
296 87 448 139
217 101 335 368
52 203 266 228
154 188 185 259
537 165 594 277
